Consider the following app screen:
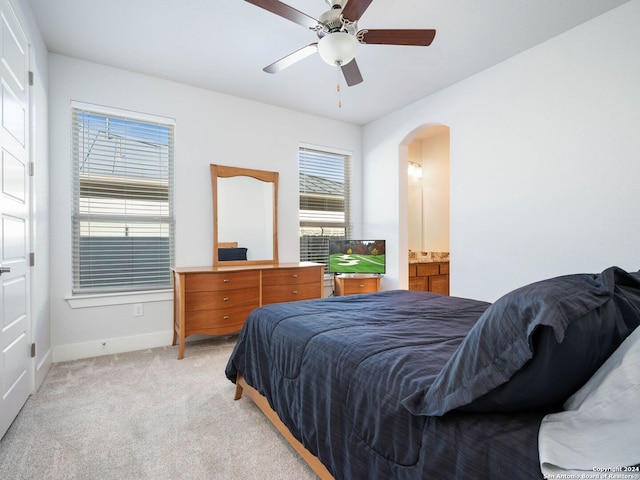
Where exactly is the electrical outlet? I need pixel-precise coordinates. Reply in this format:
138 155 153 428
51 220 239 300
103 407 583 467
133 303 144 317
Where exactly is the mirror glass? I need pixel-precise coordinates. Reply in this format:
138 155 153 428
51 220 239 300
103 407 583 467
217 176 273 260
211 165 278 265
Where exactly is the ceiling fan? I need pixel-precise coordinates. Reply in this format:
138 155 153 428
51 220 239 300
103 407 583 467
245 0 436 86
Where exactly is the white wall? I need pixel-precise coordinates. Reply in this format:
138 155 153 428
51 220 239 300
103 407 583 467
363 0 640 301
48 54 362 361
14 0 51 389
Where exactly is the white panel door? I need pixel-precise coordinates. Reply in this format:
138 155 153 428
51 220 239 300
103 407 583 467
0 0 31 440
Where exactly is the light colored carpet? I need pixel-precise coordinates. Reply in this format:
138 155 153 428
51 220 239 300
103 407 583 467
0 337 317 480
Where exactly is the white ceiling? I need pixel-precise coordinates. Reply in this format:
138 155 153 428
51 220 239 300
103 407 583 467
26 0 630 125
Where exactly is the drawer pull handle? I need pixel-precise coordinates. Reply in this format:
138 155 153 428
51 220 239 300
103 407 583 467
223 297 230 301
223 279 230 283
292 274 298 278
223 315 230 320
359 284 365 288
292 290 298 294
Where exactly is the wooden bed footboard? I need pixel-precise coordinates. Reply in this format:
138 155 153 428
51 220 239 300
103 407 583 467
234 374 334 480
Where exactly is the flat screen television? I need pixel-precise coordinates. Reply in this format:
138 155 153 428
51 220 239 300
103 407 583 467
328 239 386 275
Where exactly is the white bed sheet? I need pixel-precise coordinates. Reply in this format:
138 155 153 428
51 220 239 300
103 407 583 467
538 326 640 477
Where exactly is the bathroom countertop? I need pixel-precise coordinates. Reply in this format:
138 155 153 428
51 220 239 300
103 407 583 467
409 251 450 264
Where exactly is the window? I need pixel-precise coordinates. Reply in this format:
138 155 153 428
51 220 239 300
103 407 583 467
71 105 174 294
299 147 351 269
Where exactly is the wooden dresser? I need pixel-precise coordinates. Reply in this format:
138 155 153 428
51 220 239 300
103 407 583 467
334 274 381 296
172 262 323 359
409 262 449 296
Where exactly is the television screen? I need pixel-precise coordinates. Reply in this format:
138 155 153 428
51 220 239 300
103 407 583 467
328 239 386 275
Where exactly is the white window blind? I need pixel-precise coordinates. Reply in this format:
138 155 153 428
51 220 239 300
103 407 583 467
71 107 175 293
299 147 351 268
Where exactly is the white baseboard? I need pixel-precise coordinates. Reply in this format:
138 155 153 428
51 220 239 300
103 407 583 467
34 347 53 391
53 330 174 362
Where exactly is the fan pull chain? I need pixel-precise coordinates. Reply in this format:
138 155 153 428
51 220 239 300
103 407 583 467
336 68 342 108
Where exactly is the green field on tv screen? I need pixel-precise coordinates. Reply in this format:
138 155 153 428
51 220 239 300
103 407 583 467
329 253 386 274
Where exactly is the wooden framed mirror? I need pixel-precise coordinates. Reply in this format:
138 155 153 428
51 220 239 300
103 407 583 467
211 164 279 266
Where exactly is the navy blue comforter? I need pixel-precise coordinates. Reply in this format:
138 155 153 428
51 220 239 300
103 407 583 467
225 290 546 479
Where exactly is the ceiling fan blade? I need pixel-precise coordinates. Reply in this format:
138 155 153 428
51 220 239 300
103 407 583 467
341 59 363 86
263 43 318 74
359 29 436 46
341 0 374 22
245 0 318 29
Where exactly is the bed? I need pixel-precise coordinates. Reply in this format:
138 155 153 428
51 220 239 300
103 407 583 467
225 267 640 479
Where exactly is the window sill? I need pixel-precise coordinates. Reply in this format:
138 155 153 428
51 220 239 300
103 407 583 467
65 289 173 309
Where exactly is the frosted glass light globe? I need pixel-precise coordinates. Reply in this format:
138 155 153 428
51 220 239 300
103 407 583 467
317 32 359 66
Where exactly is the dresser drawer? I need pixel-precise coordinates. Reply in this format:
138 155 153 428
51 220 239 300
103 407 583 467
184 305 256 337
185 270 260 292
185 287 259 311
341 277 380 295
262 282 321 305
262 266 322 286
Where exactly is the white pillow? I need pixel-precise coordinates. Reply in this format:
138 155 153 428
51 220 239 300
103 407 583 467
539 326 640 477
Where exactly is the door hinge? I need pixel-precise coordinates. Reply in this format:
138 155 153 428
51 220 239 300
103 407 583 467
29 162 35 177
29 71 34 86
31 343 36 358
30 252 35 266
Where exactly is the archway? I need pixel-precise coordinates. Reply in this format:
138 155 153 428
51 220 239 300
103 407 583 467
399 123 450 291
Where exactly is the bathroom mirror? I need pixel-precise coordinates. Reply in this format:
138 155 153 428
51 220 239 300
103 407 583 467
210 164 279 266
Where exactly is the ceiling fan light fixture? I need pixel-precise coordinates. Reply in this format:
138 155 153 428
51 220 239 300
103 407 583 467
318 32 359 66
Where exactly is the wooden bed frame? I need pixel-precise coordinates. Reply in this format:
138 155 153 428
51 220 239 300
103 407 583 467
234 374 334 480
